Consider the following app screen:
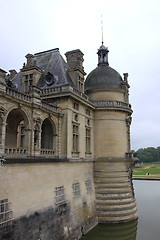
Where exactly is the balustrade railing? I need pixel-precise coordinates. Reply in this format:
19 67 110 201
5 147 27 155
126 152 137 158
40 149 55 156
41 85 88 100
6 87 32 103
41 101 59 112
93 100 131 109
41 86 63 95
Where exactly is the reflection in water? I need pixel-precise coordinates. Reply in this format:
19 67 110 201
81 219 138 240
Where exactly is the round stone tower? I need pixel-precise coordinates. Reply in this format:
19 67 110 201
85 44 138 223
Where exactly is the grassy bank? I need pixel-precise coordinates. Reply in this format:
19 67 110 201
133 162 160 179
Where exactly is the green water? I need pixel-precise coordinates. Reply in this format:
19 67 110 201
81 180 160 240
81 220 138 240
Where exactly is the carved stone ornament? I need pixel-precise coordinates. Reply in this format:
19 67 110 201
125 116 132 127
33 117 42 124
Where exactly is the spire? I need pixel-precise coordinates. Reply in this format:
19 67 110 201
101 14 104 45
97 15 109 66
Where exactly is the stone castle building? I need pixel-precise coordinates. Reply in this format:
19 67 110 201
0 43 137 240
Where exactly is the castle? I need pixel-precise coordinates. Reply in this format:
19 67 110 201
0 43 137 240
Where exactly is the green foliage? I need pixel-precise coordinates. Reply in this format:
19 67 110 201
133 162 160 178
135 147 160 163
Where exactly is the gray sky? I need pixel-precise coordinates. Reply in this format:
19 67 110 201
0 0 160 150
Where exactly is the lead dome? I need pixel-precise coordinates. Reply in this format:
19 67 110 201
84 44 124 92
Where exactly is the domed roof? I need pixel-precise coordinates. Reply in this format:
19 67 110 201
85 65 123 92
85 44 123 92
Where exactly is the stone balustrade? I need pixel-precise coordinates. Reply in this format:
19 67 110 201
93 100 132 109
126 152 137 159
6 87 32 103
41 85 88 100
6 87 60 113
41 101 59 112
41 86 63 95
40 149 55 156
5 147 27 155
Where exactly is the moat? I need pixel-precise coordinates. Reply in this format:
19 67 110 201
81 180 160 240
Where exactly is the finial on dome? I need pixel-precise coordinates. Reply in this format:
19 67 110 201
101 14 104 46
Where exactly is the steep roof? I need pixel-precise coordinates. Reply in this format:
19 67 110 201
12 48 75 90
35 48 74 88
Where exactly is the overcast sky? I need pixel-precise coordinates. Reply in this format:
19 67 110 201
0 0 160 150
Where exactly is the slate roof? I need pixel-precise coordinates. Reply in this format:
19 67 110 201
85 65 124 92
12 48 75 90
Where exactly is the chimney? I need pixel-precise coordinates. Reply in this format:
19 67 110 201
9 69 17 79
65 49 84 71
25 53 34 67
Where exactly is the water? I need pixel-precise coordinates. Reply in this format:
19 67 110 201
81 180 160 240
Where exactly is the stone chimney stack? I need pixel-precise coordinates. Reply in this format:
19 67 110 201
0 68 6 91
9 69 17 79
65 49 86 92
65 49 84 71
25 53 34 67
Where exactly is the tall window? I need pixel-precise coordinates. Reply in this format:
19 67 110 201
24 74 33 93
86 108 91 116
78 76 84 92
85 180 92 193
55 186 65 205
0 199 13 229
72 182 80 197
86 128 91 153
73 102 79 111
73 124 79 152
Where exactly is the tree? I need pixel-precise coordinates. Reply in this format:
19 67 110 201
135 147 160 162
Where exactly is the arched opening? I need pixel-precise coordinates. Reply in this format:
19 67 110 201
5 109 29 154
41 118 55 150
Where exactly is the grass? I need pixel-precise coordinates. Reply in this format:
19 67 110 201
133 162 160 179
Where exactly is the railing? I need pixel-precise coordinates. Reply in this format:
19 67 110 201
85 152 92 158
41 86 63 95
6 87 60 113
72 88 88 100
72 152 80 158
40 149 55 156
6 87 32 103
93 100 132 109
41 101 59 112
41 85 88 100
126 152 137 158
5 147 27 155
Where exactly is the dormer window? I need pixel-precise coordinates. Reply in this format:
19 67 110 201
78 76 84 92
24 74 33 93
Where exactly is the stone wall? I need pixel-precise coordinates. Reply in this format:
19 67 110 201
0 161 97 240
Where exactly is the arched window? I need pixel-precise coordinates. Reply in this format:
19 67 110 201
41 118 55 150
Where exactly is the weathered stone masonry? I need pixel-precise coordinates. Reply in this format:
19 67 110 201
0 44 137 240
